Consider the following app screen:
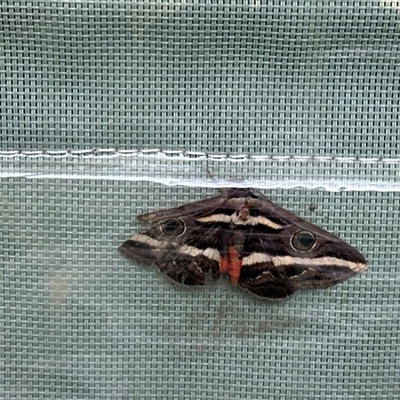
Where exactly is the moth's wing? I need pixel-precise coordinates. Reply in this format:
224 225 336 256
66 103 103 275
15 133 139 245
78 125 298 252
137 195 230 223
119 195 230 286
237 196 367 299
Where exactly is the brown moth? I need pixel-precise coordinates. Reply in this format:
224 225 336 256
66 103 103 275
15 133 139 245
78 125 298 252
119 189 367 299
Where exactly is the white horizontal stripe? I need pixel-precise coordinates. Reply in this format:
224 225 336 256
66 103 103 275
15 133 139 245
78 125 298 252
242 252 367 273
197 213 282 230
132 234 220 262
180 245 221 262
132 234 164 248
241 252 272 266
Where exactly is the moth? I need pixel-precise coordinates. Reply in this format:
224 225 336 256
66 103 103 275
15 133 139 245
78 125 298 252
119 189 367 299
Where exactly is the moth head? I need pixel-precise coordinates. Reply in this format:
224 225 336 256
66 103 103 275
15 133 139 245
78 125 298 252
291 230 316 252
161 218 185 236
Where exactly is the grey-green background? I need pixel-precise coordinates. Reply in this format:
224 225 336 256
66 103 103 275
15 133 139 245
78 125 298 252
1 1 399 399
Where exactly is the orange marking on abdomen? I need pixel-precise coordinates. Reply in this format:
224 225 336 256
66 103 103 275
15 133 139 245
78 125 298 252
219 246 242 284
220 255 229 274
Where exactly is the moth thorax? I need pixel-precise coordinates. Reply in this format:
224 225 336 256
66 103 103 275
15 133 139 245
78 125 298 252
238 204 250 221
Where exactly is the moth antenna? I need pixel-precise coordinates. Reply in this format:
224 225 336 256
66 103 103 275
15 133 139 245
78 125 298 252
205 159 214 181
205 159 229 196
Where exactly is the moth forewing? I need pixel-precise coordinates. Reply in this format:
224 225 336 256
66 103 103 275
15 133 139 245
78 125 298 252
119 189 367 300
137 195 229 223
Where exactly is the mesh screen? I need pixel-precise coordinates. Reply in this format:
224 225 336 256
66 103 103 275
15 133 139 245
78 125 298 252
1 1 399 399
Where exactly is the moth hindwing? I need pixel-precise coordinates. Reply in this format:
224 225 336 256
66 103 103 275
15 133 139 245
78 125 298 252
119 189 367 300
